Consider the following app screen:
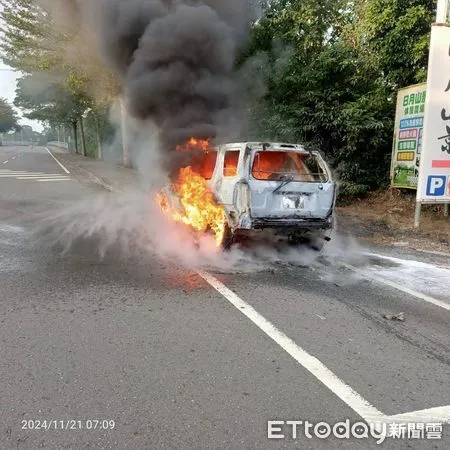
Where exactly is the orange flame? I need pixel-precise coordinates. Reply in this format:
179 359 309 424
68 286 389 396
158 166 225 247
176 137 211 153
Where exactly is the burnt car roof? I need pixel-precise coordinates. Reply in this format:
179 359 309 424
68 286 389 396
220 142 316 152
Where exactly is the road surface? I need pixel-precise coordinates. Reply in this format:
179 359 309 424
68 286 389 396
0 146 449 449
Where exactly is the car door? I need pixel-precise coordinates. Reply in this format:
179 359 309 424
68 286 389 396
247 150 335 220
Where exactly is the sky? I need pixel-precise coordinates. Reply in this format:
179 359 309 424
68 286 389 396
0 61 44 133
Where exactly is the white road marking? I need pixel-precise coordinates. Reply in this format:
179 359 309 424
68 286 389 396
0 224 25 233
197 270 385 423
45 147 70 174
388 406 450 423
198 271 450 426
0 169 72 182
366 251 450 272
0 175 67 178
366 252 450 270
1 174 66 177
37 178 72 182
0 171 47 174
342 263 450 311
11 156 16 160
15 175 71 179
413 248 450 257
17 177 71 181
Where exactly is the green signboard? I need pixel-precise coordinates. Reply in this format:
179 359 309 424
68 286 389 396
391 83 426 189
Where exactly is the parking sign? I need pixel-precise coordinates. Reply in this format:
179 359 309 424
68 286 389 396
416 25 450 202
426 176 446 196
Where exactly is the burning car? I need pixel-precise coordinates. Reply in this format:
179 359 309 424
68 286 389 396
158 141 336 250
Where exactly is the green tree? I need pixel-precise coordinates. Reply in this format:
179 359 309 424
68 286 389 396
14 74 91 153
0 98 19 133
1 0 122 158
0 0 58 72
241 0 431 194
357 0 435 88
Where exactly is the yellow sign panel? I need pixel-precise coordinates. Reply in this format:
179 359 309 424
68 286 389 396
397 151 415 162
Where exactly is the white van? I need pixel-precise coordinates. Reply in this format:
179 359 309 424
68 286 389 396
164 142 336 249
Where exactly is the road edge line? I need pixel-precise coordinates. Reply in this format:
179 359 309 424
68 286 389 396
387 406 450 424
342 263 450 311
197 270 386 424
45 147 70 174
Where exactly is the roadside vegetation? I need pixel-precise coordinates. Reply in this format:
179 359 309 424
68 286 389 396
0 97 19 135
0 0 119 156
0 0 436 195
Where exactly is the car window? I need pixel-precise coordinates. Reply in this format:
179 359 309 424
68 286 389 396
191 150 217 180
252 151 327 182
224 151 240 177
302 154 327 182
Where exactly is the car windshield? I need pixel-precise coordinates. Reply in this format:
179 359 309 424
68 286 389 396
252 151 327 182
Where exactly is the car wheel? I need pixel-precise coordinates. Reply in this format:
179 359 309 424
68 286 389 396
221 222 235 250
289 231 327 252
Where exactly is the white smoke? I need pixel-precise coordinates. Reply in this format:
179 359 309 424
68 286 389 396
36 184 365 275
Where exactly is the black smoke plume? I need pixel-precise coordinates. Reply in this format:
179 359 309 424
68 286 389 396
70 0 256 156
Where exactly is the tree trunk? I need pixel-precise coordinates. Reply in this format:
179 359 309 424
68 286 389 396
79 116 86 157
120 97 129 167
72 121 78 154
95 114 103 160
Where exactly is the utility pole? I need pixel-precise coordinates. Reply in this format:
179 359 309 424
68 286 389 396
95 114 103 160
120 97 130 167
79 117 86 157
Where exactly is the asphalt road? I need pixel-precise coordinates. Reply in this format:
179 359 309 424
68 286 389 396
0 145 449 449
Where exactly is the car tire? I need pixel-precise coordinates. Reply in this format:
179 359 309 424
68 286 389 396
310 238 325 252
289 231 327 252
310 228 333 252
221 222 234 250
